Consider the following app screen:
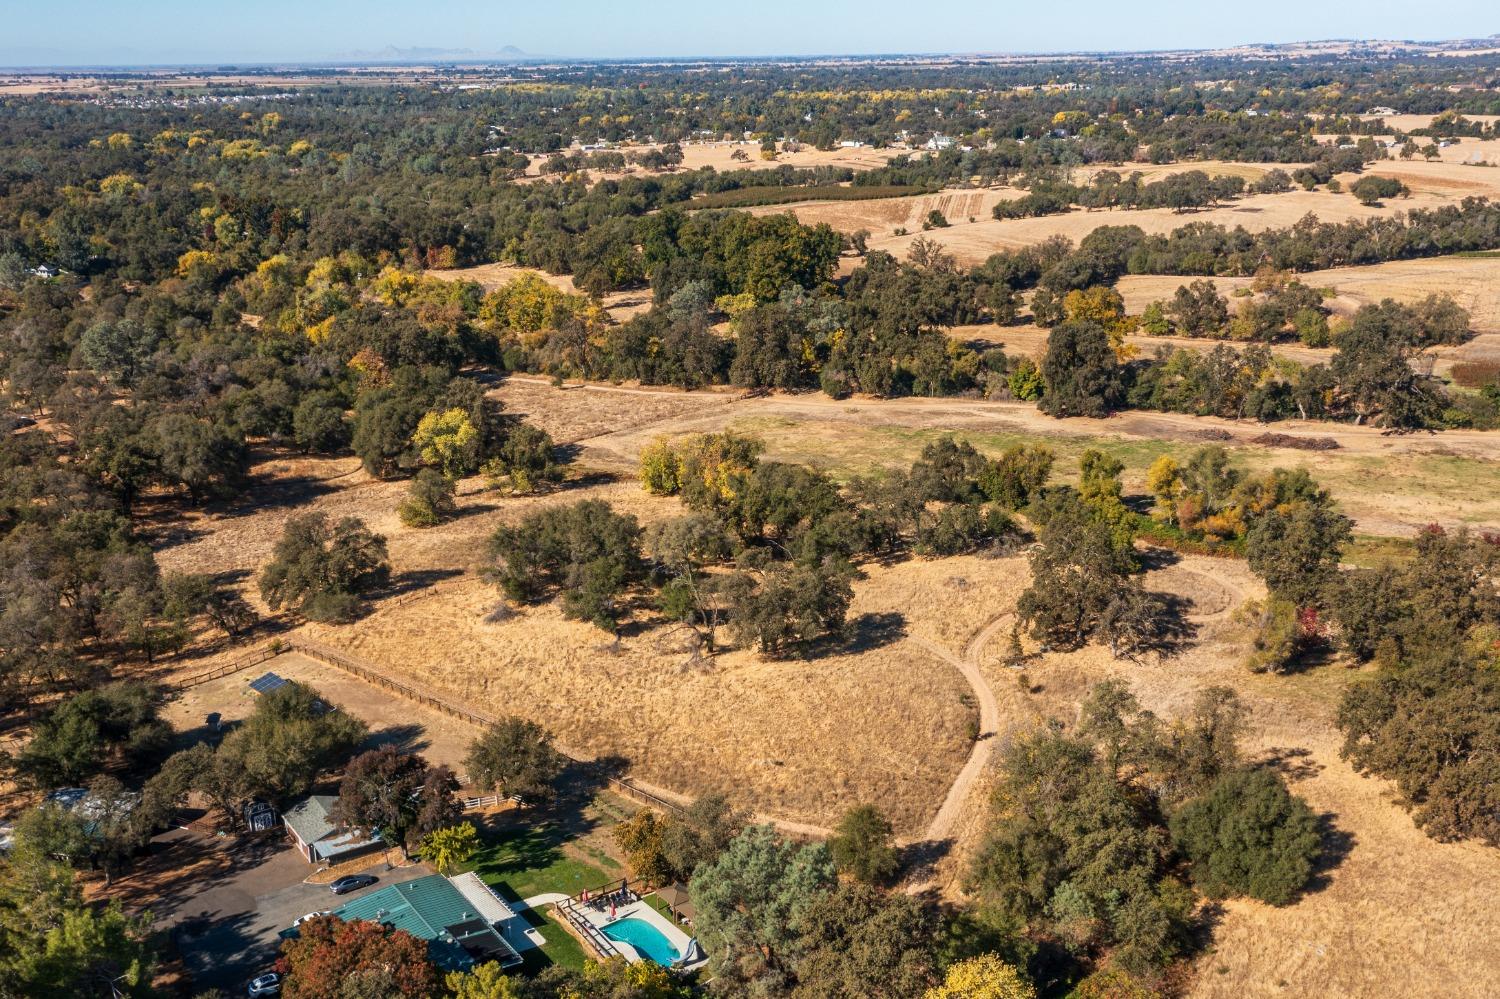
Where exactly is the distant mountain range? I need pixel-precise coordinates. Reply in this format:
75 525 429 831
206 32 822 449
333 45 530 63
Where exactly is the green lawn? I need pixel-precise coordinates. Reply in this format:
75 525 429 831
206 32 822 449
468 820 620 901
463 817 623 973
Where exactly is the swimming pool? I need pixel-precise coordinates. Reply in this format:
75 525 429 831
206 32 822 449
603 917 681 966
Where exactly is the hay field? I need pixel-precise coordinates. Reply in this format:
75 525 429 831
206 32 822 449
539 382 1500 539
866 186 1457 266
1118 255 1500 332
1117 254 1500 377
861 157 1500 266
745 186 1021 233
519 142 905 180
1354 113 1500 134
741 164 1285 238
950 322 1335 369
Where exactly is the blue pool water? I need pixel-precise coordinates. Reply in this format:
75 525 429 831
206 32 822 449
603 917 680 966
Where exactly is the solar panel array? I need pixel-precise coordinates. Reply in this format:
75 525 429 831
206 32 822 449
248 671 289 694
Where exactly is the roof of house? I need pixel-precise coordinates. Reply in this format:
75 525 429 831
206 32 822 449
323 874 521 970
282 795 382 861
282 795 337 845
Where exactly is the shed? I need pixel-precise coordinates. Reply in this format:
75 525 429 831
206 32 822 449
282 795 382 863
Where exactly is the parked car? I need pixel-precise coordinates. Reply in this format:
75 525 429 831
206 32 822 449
328 874 377 895
292 910 331 926
247 972 281 996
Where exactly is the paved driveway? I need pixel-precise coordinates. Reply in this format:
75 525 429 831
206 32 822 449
160 834 432 994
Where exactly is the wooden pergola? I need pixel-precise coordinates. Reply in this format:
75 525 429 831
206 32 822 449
656 883 695 924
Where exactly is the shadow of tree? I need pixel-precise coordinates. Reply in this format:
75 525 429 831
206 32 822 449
380 567 465 599
1259 745 1325 782
1125 591 1198 659
362 723 431 756
1305 811 1356 894
801 611 908 660
843 611 909 653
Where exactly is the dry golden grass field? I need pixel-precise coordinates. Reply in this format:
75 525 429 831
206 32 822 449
944 552 1500 999
143 375 1500 996
423 263 656 322
951 321 1338 369
526 379 1500 540
1116 254 1500 377
151 443 976 837
864 183 1461 267
763 154 1500 266
517 142 906 181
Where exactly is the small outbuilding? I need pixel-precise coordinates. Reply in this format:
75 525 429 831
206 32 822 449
282 794 383 864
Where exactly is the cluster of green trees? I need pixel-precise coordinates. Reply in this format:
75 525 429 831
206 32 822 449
969 681 1320 983
992 169 1257 219
484 432 1035 653
3 679 365 896
1039 291 1478 429
1333 526 1500 845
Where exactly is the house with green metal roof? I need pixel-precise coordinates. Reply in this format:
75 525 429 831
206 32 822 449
284 873 523 972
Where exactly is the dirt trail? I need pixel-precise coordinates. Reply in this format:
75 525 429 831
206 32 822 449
901 611 1019 893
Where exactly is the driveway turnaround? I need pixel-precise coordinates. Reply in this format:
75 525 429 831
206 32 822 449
163 838 432 994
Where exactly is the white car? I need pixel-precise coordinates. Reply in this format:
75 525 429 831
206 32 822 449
292 910 332 927
247 972 281 996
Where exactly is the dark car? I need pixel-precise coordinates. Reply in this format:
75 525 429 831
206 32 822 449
247 971 281 996
328 874 377 895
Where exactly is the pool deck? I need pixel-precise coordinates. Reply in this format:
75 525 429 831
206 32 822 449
577 897 706 971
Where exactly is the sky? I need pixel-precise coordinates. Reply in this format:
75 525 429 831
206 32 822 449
0 0 1496 67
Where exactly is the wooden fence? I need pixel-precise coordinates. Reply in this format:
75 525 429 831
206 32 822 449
280 638 686 818
171 644 280 690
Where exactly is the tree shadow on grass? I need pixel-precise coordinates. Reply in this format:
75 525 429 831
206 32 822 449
898 836 955 883
1305 811 1356 895
361 723 430 756
801 611 908 660
843 610 909 653
210 471 342 521
1136 545 1183 570
380 567 465 599
1124 591 1199 660
1259 745 1325 782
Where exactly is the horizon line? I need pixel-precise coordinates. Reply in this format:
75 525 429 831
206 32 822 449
3 32 1500 73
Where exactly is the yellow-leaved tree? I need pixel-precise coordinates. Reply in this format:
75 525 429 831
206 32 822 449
445 961 522 999
1063 286 1138 360
420 821 478 876
412 408 481 478
924 954 1036 999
